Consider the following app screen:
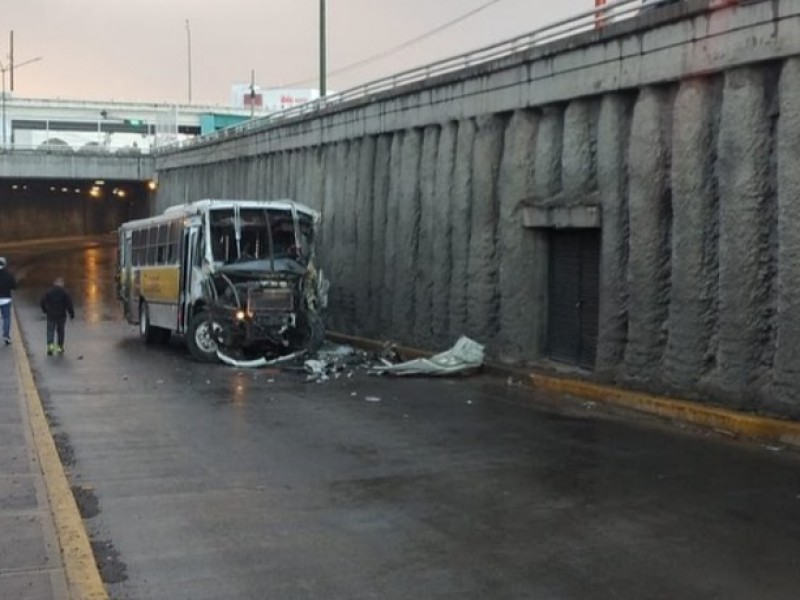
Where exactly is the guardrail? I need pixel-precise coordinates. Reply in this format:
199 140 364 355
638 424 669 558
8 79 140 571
157 0 693 153
0 144 153 156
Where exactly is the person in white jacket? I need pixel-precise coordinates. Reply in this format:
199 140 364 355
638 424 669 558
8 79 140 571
0 257 18 345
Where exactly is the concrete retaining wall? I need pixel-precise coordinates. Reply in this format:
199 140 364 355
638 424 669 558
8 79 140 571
155 0 800 417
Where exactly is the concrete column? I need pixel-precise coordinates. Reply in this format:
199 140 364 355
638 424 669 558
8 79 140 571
310 147 325 212
340 140 360 332
354 136 377 335
716 67 772 395
624 87 673 380
320 144 337 317
382 132 404 336
772 58 800 415
290 150 301 199
467 114 505 347
663 78 720 388
562 99 596 197
413 126 441 348
393 129 423 343
280 152 292 197
257 155 269 200
369 135 392 335
497 110 542 362
246 157 258 199
431 122 458 346
449 119 477 341
534 106 563 199
265 154 277 198
330 142 351 330
596 93 632 374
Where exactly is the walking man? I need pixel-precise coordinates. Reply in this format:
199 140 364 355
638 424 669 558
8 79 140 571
0 257 17 345
40 277 75 355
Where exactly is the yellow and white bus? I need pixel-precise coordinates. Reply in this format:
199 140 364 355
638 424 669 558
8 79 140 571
117 199 326 362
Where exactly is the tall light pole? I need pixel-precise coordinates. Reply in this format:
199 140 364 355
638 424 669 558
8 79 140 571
319 0 327 97
0 55 42 148
186 19 193 104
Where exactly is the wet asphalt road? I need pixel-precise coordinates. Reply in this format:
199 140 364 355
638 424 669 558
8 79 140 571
5 240 800 600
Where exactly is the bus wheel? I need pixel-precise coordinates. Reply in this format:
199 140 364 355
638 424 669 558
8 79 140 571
187 311 220 362
289 310 325 354
139 301 159 345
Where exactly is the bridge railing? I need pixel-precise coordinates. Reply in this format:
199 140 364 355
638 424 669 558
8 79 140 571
158 0 700 153
0 143 153 156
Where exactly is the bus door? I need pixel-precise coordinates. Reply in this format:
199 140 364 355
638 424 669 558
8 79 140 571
119 230 136 320
179 225 200 334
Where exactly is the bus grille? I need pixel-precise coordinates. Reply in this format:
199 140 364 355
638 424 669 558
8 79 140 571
248 288 294 313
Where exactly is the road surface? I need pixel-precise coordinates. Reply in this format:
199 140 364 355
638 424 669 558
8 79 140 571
4 239 800 600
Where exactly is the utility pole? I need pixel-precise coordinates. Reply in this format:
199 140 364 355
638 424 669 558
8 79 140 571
594 0 606 29
186 19 193 104
319 0 327 97
249 69 256 118
9 31 13 91
0 55 42 147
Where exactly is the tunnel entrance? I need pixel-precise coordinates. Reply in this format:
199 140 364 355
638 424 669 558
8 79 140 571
546 229 600 369
0 178 151 243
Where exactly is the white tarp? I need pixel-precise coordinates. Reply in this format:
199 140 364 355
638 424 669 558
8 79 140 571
371 337 484 376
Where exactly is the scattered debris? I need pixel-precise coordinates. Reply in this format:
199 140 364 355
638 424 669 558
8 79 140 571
216 349 306 369
371 337 484 377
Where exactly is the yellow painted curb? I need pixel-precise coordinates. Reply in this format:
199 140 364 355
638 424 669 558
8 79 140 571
529 374 800 448
329 331 800 449
12 310 109 600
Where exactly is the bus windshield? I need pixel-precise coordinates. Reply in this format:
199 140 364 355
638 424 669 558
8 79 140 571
208 207 315 267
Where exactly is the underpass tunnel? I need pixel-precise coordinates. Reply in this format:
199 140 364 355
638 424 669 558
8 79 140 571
0 177 152 243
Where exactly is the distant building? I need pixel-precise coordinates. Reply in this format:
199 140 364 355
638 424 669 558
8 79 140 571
230 85 323 113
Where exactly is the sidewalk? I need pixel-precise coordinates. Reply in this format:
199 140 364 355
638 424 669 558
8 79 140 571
0 334 69 599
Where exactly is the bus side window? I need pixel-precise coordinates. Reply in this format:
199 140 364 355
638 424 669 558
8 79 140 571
146 226 158 265
132 230 144 266
157 224 168 265
168 221 180 264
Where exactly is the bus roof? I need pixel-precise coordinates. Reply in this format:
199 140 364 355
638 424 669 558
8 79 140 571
120 199 320 231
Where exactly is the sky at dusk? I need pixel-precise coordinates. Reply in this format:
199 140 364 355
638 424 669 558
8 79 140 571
2 0 590 106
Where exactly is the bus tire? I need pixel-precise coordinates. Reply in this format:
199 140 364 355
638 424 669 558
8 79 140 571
187 310 220 363
291 310 325 354
139 301 159 345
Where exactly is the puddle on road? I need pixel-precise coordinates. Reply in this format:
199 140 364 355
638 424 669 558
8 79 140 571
52 431 76 467
90 538 128 584
72 485 100 519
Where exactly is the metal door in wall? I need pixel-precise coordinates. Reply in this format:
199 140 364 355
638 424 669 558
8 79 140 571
546 229 600 369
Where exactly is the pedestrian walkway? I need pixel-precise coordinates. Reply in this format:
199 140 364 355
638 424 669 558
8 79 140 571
0 331 69 599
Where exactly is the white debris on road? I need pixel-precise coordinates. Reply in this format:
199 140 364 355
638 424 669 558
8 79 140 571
371 337 484 377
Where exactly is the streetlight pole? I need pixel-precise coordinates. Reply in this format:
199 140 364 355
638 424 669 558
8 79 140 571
0 55 42 148
186 19 193 104
319 0 327 97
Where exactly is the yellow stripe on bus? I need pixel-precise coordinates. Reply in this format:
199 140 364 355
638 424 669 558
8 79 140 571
140 267 180 303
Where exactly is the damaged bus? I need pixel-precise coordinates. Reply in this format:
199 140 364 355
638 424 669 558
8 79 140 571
117 199 327 363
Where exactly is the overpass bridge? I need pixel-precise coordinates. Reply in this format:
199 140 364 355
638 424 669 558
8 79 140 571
0 99 257 241
152 0 800 416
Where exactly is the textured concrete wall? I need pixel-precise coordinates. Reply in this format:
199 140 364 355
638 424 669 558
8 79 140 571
625 87 673 381
716 68 775 403
153 0 800 417
663 79 720 390
774 58 800 415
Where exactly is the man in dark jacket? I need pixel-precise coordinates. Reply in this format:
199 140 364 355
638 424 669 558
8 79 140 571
0 257 17 345
40 277 75 355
